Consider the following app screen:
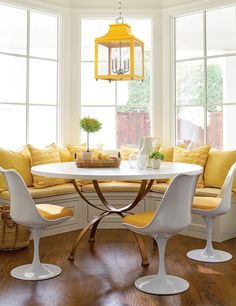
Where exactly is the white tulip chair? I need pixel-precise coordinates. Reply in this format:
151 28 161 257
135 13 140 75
123 173 199 295
0 167 73 280
187 162 236 263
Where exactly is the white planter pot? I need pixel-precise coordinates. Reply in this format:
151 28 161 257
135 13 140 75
152 159 161 169
82 151 93 160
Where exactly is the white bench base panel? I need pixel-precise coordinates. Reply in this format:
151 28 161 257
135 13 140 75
1 191 236 242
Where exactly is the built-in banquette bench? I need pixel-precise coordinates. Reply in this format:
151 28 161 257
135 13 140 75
0 144 235 242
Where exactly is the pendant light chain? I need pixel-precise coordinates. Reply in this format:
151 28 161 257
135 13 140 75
116 0 124 24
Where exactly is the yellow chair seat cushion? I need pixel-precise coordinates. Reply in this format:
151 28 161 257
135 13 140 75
192 196 221 211
81 181 143 193
36 204 73 220
0 183 78 200
0 148 33 190
172 145 211 188
28 144 65 188
204 150 236 192
123 211 155 227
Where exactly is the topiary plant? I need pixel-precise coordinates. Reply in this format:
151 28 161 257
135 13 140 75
80 117 102 152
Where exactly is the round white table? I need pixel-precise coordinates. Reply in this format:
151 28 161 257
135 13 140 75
32 161 202 265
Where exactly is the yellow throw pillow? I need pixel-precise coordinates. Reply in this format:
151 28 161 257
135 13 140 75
28 144 65 188
156 144 186 183
172 145 211 188
67 144 87 159
59 147 73 162
48 143 73 162
119 146 138 160
158 144 187 162
0 148 33 190
204 150 236 192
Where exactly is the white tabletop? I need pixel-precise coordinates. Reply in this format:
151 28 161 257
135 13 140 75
31 161 202 180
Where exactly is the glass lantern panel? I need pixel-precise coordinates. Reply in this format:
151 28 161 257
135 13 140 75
97 44 109 76
110 40 130 76
134 42 143 76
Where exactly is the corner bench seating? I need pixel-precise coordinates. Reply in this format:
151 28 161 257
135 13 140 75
0 145 236 242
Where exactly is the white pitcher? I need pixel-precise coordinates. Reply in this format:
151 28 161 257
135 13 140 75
138 136 160 168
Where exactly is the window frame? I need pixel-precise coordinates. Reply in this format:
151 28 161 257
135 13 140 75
0 2 61 148
173 5 236 149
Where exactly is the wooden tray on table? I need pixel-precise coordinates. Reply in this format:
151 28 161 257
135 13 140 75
75 157 121 168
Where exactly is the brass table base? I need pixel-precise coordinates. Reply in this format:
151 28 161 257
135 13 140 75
68 179 154 266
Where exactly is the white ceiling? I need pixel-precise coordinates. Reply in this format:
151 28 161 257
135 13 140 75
46 0 195 9
70 0 193 9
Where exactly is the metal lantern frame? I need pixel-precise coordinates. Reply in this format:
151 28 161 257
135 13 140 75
95 23 144 82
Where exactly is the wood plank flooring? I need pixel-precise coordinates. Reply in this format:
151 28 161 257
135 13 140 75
0 229 236 306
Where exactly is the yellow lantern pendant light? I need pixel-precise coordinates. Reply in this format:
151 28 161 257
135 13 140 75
94 0 144 82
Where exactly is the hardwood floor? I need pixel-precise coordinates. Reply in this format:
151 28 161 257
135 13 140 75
0 229 236 306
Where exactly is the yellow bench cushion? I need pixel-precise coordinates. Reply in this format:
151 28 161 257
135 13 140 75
123 211 155 227
150 183 223 197
81 181 142 193
36 204 73 220
0 183 78 200
0 147 33 190
204 150 236 192
192 196 221 211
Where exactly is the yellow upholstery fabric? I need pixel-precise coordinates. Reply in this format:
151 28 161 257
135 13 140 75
81 181 142 192
59 147 73 162
48 143 73 162
36 204 73 220
28 144 65 188
0 183 78 199
67 144 87 159
47 143 73 183
204 150 236 192
67 144 95 186
192 196 221 211
151 183 169 193
123 211 155 227
150 183 223 197
156 144 186 183
0 148 33 190
172 145 211 188
158 144 186 162
119 146 138 160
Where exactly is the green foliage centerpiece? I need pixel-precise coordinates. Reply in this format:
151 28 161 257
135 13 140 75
148 151 165 169
80 117 102 159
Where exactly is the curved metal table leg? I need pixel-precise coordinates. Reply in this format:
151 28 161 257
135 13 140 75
69 211 109 261
133 233 149 266
69 179 155 265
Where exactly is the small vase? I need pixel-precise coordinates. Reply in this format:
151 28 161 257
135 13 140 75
152 159 161 169
82 151 93 160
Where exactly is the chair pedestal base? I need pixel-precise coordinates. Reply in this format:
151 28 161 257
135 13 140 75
135 274 189 295
187 249 232 263
11 264 62 281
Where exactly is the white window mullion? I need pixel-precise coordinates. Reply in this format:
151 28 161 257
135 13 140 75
173 17 177 145
203 11 208 145
115 81 118 148
56 16 60 145
26 10 30 144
